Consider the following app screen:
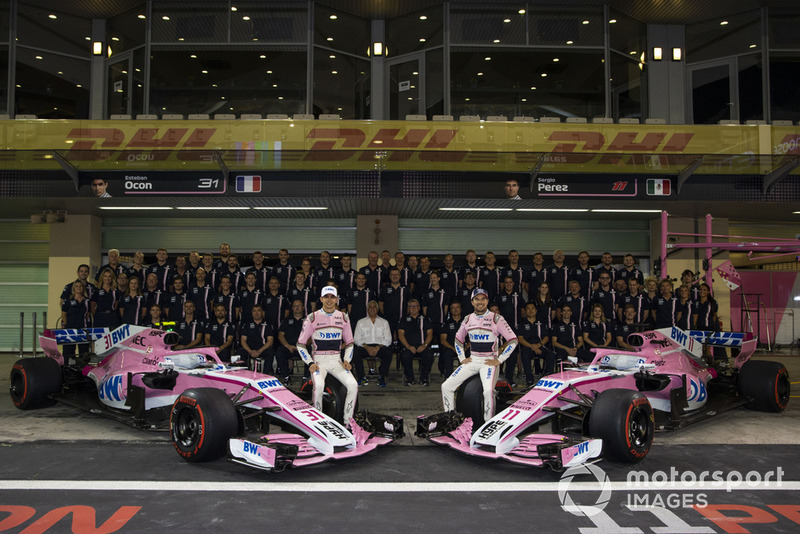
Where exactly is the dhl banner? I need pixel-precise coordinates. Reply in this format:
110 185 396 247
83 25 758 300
0 119 799 175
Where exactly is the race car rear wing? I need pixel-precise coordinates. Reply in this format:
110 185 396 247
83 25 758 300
687 330 755 347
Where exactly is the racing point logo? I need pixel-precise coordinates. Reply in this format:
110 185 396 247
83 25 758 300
557 463 612 517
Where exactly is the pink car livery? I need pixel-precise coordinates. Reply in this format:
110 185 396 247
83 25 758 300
417 327 789 470
12 324 403 472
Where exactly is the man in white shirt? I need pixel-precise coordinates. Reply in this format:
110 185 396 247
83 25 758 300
352 300 393 387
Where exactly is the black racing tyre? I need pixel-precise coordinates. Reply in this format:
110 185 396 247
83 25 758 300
9 358 63 410
589 389 654 463
455 374 486 428
170 388 238 462
322 375 355 424
738 360 790 412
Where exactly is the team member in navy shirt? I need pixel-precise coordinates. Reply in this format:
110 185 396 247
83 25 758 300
480 251 503 302
618 254 645 286
360 251 385 294
440 254 460 296
398 299 434 386
238 272 264 325
61 279 91 362
494 276 526 385
60 264 96 305
145 248 173 292
413 256 433 299
93 268 121 329
591 272 619 322
617 278 648 324
314 251 339 292
336 254 358 292
263 276 289 331
288 271 316 316
550 305 593 367
525 252 547 297
530 281 555 327
616 304 641 350
238 304 274 370
275 300 307 384
546 249 570 301
652 279 679 328
246 250 271 292
595 252 617 284
675 285 693 330
570 251 596 300
517 302 554 384
395 251 414 288
347 272 373 328
142 273 164 324
379 268 411 338
439 301 465 379
120 276 145 325
583 303 613 350
205 303 235 363
189 267 215 321
502 250 526 294
457 270 478 315
212 275 240 325
272 249 295 295
557 280 588 324
173 301 204 350
165 275 188 321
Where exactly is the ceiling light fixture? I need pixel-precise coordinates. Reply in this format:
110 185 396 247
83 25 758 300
253 206 329 210
438 207 513 212
515 208 589 212
591 209 662 213
99 207 174 211
176 207 251 211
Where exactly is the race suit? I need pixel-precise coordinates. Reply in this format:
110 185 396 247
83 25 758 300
296 310 358 423
441 310 518 420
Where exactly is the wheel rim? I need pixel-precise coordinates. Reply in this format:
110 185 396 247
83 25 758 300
628 406 651 448
777 372 791 406
175 408 200 448
9 371 24 403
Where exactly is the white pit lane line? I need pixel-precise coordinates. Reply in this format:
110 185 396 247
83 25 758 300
1 481 799 492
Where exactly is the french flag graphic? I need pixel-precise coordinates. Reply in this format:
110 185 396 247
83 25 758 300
236 175 261 193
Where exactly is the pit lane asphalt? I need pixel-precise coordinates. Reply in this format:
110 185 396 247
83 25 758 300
3 352 800 533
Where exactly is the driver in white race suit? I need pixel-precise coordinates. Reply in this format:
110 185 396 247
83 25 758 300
441 288 519 420
296 286 359 424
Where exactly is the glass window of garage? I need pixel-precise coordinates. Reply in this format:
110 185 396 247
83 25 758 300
16 50 90 118
108 4 147 56
149 48 306 116
450 49 604 120
450 3 527 45
387 6 443 54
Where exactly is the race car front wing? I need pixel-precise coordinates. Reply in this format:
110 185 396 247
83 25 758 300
416 411 602 470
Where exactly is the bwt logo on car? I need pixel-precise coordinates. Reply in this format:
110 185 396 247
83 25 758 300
243 442 260 455
98 375 125 402
535 378 564 390
257 379 282 390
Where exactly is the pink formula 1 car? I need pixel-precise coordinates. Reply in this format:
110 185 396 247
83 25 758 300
416 327 789 470
10 325 403 472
